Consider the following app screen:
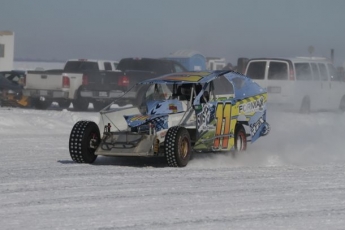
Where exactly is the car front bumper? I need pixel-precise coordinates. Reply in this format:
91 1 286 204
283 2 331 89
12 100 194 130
95 132 159 157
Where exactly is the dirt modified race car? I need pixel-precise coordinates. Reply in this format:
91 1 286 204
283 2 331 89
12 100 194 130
69 70 270 167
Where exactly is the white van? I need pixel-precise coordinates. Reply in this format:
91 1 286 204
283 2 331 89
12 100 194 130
244 57 345 113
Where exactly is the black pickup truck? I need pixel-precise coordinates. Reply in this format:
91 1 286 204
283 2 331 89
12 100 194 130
78 58 187 110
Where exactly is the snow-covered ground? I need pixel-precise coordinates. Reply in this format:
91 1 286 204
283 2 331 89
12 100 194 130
1 106 345 229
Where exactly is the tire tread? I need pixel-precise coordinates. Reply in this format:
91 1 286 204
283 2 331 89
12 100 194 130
69 120 98 163
165 126 180 167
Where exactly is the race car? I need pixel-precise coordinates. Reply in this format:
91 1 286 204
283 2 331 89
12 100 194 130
69 70 270 167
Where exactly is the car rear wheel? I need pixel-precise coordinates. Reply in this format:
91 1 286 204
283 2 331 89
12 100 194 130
234 125 247 151
165 126 192 167
69 121 100 163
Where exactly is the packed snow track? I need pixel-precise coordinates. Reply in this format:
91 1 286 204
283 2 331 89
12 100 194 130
1 107 345 229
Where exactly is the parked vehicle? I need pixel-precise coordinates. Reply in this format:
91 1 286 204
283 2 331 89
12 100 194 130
244 57 345 113
68 70 270 167
22 59 119 110
79 58 187 110
0 70 29 107
207 57 227 70
0 70 30 107
1 70 26 86
164 50 207 71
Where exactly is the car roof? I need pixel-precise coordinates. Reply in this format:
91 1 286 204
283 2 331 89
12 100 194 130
139 70 232 85
138 70 265 100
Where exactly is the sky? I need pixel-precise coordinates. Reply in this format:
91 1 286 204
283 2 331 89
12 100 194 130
1 0 345 66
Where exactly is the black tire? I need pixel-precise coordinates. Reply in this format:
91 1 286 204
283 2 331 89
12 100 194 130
339 96 345 112
58 100 71 109
234 125 247 152
93 101 108 111
73 93 89 111
32 99 51 110
69 121 100 163
164 126 192 167
300 97 310 114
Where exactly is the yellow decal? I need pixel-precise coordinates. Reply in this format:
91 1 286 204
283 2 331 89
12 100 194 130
130 115 149 121
237 93 267 115
161 72 209 82
214 102 233 149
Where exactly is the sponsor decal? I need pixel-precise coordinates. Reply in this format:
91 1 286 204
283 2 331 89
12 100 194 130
197 103 214 132
169 104 177 113
239 96 264 114
149 102 163 115
250 116 265 136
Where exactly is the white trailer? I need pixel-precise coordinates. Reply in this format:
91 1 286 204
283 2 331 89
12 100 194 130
206 57 227 70
0 31 14 71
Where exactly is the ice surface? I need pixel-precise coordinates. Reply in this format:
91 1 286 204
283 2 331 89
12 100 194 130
1 106 345 229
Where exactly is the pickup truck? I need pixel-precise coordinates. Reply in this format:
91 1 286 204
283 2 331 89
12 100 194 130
79 58 187 110
22 59 119 110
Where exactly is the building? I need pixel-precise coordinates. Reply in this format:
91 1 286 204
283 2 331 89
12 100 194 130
165 50 206 71
0 31 14 71
206 57 227 70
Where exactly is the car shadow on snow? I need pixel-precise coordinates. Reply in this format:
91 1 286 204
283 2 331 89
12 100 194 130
58 156 168 168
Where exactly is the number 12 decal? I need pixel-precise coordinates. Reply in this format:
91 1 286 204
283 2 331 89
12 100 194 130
214 102 232 149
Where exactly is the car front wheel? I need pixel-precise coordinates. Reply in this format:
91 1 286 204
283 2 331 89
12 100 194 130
234 125 247 151
164 126 192 167
69 121 100 163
